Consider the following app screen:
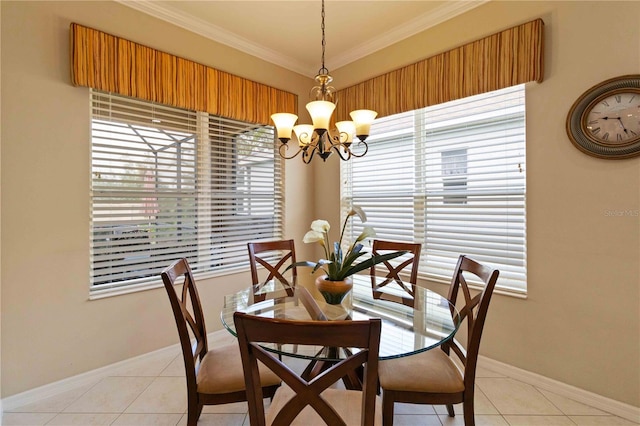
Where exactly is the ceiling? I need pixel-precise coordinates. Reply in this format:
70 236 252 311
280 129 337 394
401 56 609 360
118 0 487 77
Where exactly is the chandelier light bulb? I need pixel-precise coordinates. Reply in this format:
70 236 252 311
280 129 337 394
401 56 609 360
335 121 356 144
270 113 298 142
349 109 378 141
306 100 335 131
293 124 315 147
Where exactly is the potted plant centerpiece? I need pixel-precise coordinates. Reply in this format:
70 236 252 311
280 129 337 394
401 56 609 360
289 206 407 304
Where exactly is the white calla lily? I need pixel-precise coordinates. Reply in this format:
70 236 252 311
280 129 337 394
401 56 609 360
352 206 367 223
303 230 324 244
356 226 376 242
310 220 330 233
286 206 407 283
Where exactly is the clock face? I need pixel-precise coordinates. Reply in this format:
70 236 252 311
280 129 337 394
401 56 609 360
583 90 640 145
566 75 640 159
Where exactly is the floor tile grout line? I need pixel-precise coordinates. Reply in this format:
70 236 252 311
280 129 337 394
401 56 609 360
533 384 632 421
474 380 503 418
115 365 180 420
6 366 638 426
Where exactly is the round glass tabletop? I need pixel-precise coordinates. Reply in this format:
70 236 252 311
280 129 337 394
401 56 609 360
220 274 459 361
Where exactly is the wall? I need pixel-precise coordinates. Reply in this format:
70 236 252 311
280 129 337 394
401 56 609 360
328 1 640 407
1 0 638 409
0 0 313 397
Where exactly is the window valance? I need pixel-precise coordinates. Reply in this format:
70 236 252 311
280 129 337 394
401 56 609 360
335 18 544 120
70 23 297 125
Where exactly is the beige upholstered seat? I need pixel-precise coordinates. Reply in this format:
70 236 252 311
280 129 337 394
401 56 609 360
378 349 464 394
161 258 281 426
378 255 500 426
195 344 280 395
234 312 382 426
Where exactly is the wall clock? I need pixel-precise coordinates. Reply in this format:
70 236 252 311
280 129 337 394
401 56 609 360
566 75 640 159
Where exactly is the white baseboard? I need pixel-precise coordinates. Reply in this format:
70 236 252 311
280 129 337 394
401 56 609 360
2 335 638 423
1 340 182 413
478 355 640 423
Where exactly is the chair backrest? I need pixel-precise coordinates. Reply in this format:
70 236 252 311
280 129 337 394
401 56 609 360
161 258 208 393
247 240 297 300
234 312 381 426
444 255 499 389
371 239 422 306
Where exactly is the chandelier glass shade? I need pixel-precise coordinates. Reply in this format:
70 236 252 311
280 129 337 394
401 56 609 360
271 0 377 163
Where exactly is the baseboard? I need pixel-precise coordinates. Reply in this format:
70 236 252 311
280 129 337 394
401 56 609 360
478 355 640 423
1 340 182 413
2 335 638 423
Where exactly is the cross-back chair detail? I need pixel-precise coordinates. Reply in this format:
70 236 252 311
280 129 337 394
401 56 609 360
371 240 422 307
161 258 280 426
247 239 297 302
234 312 382 426
378 255 499 426
443 256 498 367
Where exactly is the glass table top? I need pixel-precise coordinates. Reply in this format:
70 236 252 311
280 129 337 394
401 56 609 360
220 275 460 361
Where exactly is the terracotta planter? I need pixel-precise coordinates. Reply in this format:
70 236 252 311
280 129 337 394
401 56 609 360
315 275 353 305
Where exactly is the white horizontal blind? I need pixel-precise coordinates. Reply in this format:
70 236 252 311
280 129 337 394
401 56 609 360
90 90 283 294
342 85 526 293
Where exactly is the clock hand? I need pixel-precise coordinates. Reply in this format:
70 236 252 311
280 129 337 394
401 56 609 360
601 116 629 131
615 117 628 132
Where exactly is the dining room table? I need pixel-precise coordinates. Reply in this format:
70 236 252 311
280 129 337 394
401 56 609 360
221 273 460 389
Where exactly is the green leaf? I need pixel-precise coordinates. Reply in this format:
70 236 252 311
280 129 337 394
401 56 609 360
338 250 408 280
341 243 364 270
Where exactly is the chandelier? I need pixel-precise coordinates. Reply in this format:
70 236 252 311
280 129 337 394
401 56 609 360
270 0 377 163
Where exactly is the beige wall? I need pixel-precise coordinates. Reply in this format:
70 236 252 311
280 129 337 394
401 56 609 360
1 0 639 409
329 1 640 407
0 0 313 397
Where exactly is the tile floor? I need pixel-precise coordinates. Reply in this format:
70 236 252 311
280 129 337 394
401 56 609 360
3 331 638 426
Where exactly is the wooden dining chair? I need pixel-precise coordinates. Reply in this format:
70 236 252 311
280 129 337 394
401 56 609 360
371 240 422 307
294 286 364 389
247 239 297 302
378 255 500 426
161 258 281 426
234 312 383 426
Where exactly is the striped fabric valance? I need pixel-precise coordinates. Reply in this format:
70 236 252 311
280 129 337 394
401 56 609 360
335 18 544 120
70 23 297 125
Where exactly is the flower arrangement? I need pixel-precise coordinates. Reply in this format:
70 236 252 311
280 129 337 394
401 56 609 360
290 206 406 282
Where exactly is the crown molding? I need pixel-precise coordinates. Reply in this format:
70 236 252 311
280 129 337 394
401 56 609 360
116 0 310 76
116 0 487 78
329 0 488 71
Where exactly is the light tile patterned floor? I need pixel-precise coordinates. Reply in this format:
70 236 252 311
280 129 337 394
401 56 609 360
3 332 638 426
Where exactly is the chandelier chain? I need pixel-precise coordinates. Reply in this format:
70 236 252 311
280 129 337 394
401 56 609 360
319 0 328 75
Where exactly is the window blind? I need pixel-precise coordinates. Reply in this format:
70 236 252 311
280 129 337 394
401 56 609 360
90 90 284 295
342 85 526 294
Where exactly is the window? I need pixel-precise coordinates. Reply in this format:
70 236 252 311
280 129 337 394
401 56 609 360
90 91 284 296
342 85 526 294
441 148 468 204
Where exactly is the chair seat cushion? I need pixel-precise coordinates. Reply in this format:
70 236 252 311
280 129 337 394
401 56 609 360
197 343 281 394
266 385 382 426
378 348 464 393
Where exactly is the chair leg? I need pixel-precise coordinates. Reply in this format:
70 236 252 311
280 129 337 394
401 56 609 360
463 388 475 425
187 400 203 426
446 403 455 417
382 391 395 426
